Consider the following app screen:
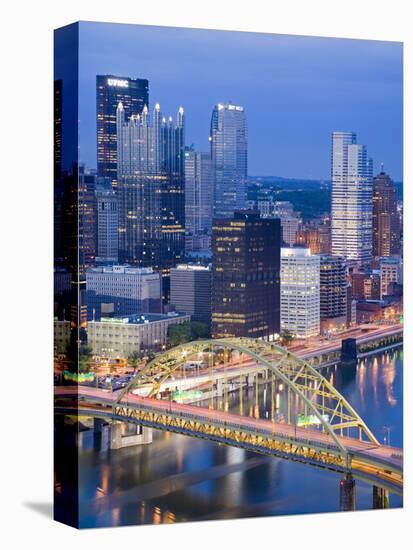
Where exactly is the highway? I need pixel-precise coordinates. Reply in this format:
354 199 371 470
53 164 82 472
294 323 403 360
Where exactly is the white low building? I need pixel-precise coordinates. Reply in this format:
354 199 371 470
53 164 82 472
87 312 190 358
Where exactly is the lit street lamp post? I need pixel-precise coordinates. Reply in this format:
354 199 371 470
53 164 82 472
383 425 392 446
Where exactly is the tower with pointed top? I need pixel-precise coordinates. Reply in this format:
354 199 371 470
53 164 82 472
117 103 185 297
96 75 149 188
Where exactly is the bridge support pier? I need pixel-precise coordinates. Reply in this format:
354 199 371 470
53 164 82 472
339 474 356 511
110 421 153 450
373 486 389 509
93 418 106 433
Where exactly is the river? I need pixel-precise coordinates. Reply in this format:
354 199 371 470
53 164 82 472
74 347 403 528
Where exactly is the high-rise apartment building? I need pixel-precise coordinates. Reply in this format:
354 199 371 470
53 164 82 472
96 75 149 187
116 102 185 274
331 132 373 263
212 211 281 339
319 255 347 331
280 247 320 338
372 169 401 257
95 188 118 263
210 103 247 218
184 147 213 237
86 265 162 320
170 264 212 325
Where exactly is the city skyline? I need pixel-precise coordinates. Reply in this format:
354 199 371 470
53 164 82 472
54 22 404 528
77 22 403 180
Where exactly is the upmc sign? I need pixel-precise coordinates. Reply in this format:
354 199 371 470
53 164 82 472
107 78 129 88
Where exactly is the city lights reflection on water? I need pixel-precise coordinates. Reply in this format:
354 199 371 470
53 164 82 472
76 347 403 528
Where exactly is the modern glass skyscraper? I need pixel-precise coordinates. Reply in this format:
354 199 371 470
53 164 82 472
210 103 247 218
96 75 149 187
184 147 213 236
331 132 373 263
116 102 185 275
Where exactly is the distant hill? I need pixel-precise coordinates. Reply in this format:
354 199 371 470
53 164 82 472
248 176 403 220
247 176 330 220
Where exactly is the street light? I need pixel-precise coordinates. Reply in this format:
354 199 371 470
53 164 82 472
383 425 392 446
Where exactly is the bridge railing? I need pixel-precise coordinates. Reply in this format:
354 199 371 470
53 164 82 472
113 398 343 454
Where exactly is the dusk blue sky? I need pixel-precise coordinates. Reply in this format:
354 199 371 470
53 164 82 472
78 21 403 180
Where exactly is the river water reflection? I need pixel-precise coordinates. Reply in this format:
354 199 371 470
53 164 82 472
77 347 403 528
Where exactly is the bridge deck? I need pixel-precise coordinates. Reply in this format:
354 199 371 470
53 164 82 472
55 386 403 479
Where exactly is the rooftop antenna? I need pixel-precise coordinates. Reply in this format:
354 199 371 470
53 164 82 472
381 162 385 173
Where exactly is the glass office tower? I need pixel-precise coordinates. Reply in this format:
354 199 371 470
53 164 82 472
116 102 185 282
96 75 149 187
184 147 213 235
331 131 373 263
210 103 248 218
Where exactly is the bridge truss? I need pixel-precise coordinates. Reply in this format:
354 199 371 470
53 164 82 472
117 337 379 455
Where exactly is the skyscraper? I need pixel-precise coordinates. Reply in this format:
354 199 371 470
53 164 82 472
78 165 97 275
212 211 281 339
54 79 62 182
372 168 400 257
280 247 320 338
96 75 149 187
210 103 247 218
331 132 373 263
319 255 347 332
117 102 185 280
184 147 213 236
95 188 118 264
54 79 63 263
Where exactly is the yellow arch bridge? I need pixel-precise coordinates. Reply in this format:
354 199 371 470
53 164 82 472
55 337 403 503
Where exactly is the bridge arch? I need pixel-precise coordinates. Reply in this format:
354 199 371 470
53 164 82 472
117 337 379 454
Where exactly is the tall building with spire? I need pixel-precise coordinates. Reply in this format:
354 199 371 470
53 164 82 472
372 166 400 257
96 75 149 188
210 103 247 219
331 132 373 263
116 102 185 294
